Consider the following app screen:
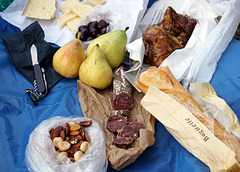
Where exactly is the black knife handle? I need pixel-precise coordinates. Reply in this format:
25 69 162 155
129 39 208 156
33 64 45 93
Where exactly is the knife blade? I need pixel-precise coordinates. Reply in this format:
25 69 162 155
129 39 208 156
30 44 46 94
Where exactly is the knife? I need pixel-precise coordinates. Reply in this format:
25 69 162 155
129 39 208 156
25 44 48 104
30 44 46 94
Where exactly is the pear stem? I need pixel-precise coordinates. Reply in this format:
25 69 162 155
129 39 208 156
77 32 81 40
125 26 129 32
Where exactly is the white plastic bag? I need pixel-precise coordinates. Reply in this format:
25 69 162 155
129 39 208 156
125 0 240 90
25 116 108 172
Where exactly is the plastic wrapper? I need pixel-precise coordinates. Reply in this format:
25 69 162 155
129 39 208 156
25 116 108 172
113 66 132 99
125 0 240 90
189 82 240 141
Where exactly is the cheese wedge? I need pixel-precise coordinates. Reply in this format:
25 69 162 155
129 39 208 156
59 12 78 28
70 3 92 18
67 17 81 32
60 0 79 14
22 0 57 19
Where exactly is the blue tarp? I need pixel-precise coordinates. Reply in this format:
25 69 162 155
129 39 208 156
1 12 240 172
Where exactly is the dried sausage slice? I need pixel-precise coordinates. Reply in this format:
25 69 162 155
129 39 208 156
107 114 127 133
118 125 136 138
113 136 134 146
128 122 143 133
113 93 133 110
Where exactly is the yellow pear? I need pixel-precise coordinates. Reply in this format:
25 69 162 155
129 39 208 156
53 39 86 78
79 44 113 89
86 27 129 69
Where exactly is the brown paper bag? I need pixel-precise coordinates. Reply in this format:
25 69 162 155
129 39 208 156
77 80 155 170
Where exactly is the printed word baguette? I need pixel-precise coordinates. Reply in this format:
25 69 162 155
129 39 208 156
136 66 240 164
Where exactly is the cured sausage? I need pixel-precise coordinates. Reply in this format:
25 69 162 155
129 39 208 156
118 125 136 138
113 66 133 110
113 136 134 146
107 114 127 133
128 122 143 133
113 93 133 110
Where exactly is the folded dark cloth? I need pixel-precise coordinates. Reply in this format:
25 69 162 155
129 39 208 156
1 21 63 100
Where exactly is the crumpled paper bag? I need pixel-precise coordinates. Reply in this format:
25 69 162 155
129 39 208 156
77 80 155 170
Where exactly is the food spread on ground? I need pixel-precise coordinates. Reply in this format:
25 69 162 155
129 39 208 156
3 0 240 171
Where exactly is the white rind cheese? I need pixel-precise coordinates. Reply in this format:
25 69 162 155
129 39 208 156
70 3 92 18
22 0 57 20
59 12 78 28
59 0 79 15
67 17 81 32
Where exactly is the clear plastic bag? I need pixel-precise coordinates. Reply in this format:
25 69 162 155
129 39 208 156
25 116 108 172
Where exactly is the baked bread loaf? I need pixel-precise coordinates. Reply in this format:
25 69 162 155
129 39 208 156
136 66 240 164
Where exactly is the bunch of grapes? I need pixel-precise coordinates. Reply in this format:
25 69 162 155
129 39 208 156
76 20 109 41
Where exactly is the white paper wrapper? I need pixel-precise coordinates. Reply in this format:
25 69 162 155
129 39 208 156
25 116 108 172
0 0 148 47
125 0 240 90
141 85 240 172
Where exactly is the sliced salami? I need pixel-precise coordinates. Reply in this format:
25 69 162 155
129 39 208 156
118 125 136 138
113 93 133 110
113 136 134 146
107 114 127 133
128 122 143 133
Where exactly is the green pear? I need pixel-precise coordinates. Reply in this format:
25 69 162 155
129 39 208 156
86 27 129 69
53 39 86 78
79 44 113 89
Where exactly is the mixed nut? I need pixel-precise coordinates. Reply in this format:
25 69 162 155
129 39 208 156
49 120 92 162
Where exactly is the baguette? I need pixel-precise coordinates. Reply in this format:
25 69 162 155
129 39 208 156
136 66 240 164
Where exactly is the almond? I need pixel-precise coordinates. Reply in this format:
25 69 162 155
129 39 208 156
65 123 70 135
70 130 80 136
60 130 66 140
70 124 81 131
85 133 91 143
